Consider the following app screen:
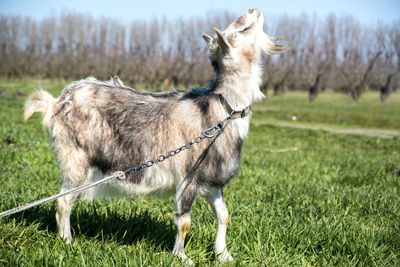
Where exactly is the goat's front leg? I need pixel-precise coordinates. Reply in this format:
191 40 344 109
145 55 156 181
206 188 233 262
173 181 198 265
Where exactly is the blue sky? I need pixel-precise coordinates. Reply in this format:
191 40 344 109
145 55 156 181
0 0 399 25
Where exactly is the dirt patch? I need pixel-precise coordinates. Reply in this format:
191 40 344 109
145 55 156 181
253 120 399 139
253 106 280 112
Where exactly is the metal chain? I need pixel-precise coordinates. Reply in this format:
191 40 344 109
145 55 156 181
124 111 233 175
0 111 235 219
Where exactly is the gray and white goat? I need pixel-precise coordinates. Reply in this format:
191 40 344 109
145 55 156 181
24 8 286 263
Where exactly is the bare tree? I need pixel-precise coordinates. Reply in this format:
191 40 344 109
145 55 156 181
336 17 382 100
374 21 400 102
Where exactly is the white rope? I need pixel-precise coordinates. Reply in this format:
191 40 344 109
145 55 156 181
0 174 118 218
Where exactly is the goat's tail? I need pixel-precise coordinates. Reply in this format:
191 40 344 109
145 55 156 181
24 89 56 128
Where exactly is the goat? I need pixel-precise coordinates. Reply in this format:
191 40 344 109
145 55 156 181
24 8 286 264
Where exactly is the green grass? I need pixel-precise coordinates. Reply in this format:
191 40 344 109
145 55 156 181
0 79 399 266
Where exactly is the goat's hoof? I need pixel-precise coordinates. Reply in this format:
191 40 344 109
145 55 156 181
178 256 193 265
64 236 73 244
172 251 194 265
217 250 234 262
59 233 73 244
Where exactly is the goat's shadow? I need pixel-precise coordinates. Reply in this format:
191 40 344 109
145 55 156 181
6 200 176 250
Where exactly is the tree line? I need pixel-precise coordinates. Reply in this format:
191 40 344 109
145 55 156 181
0 12 399 101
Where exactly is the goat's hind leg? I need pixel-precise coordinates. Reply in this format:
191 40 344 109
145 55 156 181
56 189 78 243
206 188 233 262
55 149 89 243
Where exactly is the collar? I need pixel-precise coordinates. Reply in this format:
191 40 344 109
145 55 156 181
217 94 252 119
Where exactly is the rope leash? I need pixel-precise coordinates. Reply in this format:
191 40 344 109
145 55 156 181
0 105 251 219
0 174 118 218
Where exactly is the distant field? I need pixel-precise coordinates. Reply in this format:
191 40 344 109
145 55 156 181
254 90 400 130
0 79 399 266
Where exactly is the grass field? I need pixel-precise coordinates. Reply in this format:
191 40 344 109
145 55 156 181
0 79 399 266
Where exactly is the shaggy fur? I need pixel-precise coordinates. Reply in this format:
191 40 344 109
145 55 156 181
24 8 286 264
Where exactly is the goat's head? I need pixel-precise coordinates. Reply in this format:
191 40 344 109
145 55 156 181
202 8 287 74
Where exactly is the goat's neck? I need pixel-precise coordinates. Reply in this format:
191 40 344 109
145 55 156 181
213 64 265 110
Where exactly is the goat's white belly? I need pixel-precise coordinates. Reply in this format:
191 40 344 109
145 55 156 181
79 167 176 200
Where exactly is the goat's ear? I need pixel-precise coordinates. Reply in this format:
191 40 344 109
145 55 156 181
262 33 289 55
202 33 214 49
213 27 230 52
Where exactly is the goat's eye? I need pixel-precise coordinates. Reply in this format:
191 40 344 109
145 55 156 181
240 26 250 33
239 23 254 33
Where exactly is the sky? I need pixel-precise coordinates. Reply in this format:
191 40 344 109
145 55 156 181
0 0 399 25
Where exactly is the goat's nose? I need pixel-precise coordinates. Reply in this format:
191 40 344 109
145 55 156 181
248 8 255 13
